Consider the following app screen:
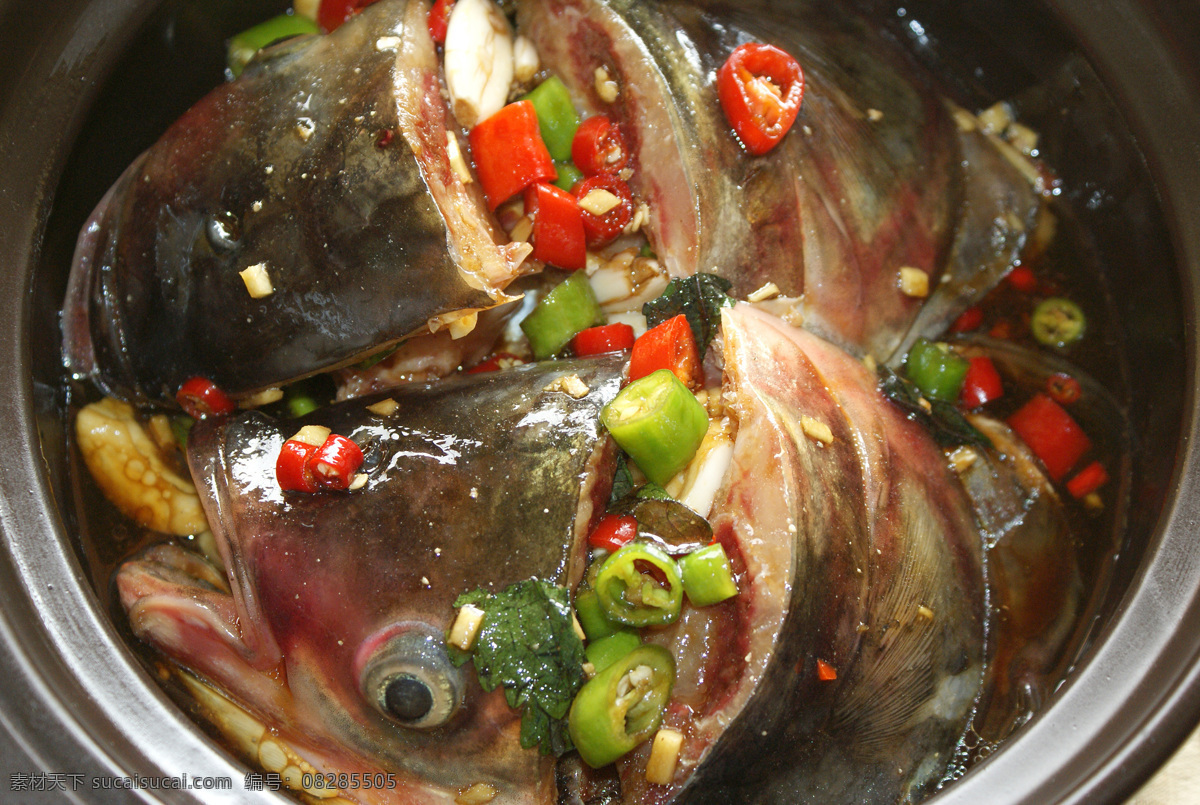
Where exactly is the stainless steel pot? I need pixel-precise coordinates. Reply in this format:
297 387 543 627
0 1 1196 802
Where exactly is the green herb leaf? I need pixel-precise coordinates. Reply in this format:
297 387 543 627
877 365 992 449
449 580 586 756
609 454 634 505
642 273 733 356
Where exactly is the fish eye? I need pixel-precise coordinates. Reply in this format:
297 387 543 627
360 627 463 730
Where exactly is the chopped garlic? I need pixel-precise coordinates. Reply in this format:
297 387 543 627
917 605 935 620
898 266 929 298
238 388 284 408
293 0 319 20
645 729 684 785
747 282 781 303
801 416 834 445
544 374 590 399
347 473 369 491
512 35 540 83
578 188 622 216
449 604 486 651
1006 121 1039 156
295 118 315 141
447 131 474 184
951 106 978 132
375 35 402 52
977 101 1014 135
866 107 883 122
594 66 620 103
623 202 650 234
290 425 331 447
455 782 498 805
444 0 514 128
572 612 586 641
948 445 978 474
240 263 274 299
366 398 399 417
508 215 533 244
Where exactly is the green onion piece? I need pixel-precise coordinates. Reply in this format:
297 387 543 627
679 543 739 606
601 369 708 485
905 337 970 402
522 76 581 162
585 631 642 674
287 392 319 419
594 542 684 627
227 13 319 78
568 644 675 768
1031 297 1086 348
553 160 585 193
639 243 656 259
170 416 195 450
521 272 605 359
575 588 626 641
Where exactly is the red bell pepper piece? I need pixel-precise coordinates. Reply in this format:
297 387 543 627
628 315 701 389
816 659 838 681
318 0 380 32
1066 461 1109 499
428 0 453 44
524 183 586 270
176 376 236 419
573 323 636 356
469 101 557 210
310 434 364 491
950 305 984 334
276 439 320 493
587 514 639 553
1006 265 1038 292
571 115 628 176
573 174 634 248
717 43 804 156
1045 372 1082 405
959 356 1004 409
1007 393 1092 482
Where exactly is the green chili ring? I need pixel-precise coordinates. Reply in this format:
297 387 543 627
905 337 970 402
595 543 684 627
679 543 739 607
1031 297 1086 348
568 644 676 768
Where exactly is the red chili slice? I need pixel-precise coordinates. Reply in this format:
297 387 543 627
950 306 984 334
1006 265 1038 292
309 434 364 491
717 42 804 156
628 314 701 389
816 659 838 681
469 101 557 210
176 376 236 419
318 0 380 32
1007 393 1092 482
276 439 320 493
959 356 1004 409
1045 372 1082 405
573 174 634 248
428 0 453 44
466 352 524 374
573 323 636 356
587 514 639 553
571 115 629 177
524 183 586 270
1066 461 1109 499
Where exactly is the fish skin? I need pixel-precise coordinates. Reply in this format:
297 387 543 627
617 305 983 804
116 356 626 803
63 0 527 405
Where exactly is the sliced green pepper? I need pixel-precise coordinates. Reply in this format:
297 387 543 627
521 272 605 360
595 543 684 627
575 587 627 641
905 337 970 402
585 631 642 673
522 76 581 162
1031 297 1086 348
679 543 738 606
553 160 585 193
227 13 319 78
601 370 708 485
568 644 675 768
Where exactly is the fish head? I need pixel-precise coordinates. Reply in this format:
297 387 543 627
117 357 625 800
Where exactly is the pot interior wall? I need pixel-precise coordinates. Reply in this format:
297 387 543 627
22 0 1192 801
